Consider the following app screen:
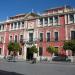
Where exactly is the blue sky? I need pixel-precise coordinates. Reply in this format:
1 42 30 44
0 0 75 20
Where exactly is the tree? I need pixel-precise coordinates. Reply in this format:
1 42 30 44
29 45 38 63
29 45 38 54
63 40 75 55
46 46 58 61
8 42 21 56
47 46 58 55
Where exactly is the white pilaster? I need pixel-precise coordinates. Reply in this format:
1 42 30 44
53 16 55 26
65 25 68 40
43 18 44 26
58 16 60 25
23 45 27 60
48 17 50 26
65 15 67 24
68 14 70 24
74 14 75 23
38 19 40 25
16 22 18 29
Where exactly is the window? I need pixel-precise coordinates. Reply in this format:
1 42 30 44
47 32 50 42
0 25 1 30
0 24 4 30
19 48 22 55
69 14 74 23
21 21 24 27
39 47 43 56
40 33 43 42
20 35 23 40
20 35 23 43
18 21 20 28
14 22 17 28
39 18 43 25
0 48 1 54
44 17 48 24
10 36 12 41
71 31 75 40
15 35 18 42
0 36 3 43
54 16 58 23
29 33 33 42
11 23 13 29
49 17 53 24
2 24 4 30
54 32 58 41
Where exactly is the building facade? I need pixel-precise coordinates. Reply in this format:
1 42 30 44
0 6 75 60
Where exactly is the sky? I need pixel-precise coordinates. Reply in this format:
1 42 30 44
0 0 75 21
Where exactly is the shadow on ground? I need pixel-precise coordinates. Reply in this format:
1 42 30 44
0 70 24 75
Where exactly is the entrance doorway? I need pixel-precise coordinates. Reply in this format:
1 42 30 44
26 48 33 60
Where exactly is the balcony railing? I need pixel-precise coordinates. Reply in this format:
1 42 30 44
19 39 37 45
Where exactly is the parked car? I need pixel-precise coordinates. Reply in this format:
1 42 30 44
52 56 71 62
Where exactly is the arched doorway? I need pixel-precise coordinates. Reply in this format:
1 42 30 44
26 48 33 60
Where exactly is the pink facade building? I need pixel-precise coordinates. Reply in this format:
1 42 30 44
0 6 75 60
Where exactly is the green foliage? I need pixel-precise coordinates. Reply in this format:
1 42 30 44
8 42 14 51
8 42 21 52
29 45 38 54
63 40 75 51
47 46 58 54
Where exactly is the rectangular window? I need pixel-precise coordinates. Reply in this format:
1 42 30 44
15 35 18 42
20 35 23 40
14 22 17 28
0 48 2 55
1 24 4 30
44 18 48 24
71 31 75 40
19 48 22 55
21 21 24 28
54 16 58 23
69 14 74 23
55 32 58 41
29 33 33 42
11 23 13 29
47 32 50 42
10 36 12 41
18 21 20 28
39 47 43 56
39 18 43 25
40 33 43 42
49 17 53 24
0 36 3 43
0 25 1 30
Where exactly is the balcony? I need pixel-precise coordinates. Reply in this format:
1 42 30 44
19 39 37 45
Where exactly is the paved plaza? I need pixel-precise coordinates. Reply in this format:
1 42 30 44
0 60 75 75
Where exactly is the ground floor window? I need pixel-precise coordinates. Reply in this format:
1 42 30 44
0 48 1 55
39 47 43 56
19 48 22 55
71 31 75 40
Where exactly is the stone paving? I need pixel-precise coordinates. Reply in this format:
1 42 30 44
0 59 75 75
